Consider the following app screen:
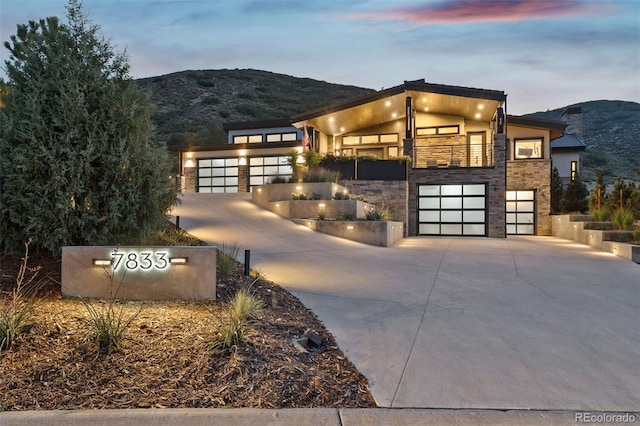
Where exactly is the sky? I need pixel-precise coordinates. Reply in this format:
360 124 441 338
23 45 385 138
1 0 638 115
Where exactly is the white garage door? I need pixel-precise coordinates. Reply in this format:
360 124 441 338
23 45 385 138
506 190 536 235
249 155 292 187
418 183 486 236
197 158 239 193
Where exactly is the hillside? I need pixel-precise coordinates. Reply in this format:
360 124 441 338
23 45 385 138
525 100 640 182
137 69 374 146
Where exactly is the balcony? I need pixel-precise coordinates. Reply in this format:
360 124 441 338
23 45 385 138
412 136 494 169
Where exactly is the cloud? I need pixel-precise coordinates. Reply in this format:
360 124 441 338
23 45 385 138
347 0 615 25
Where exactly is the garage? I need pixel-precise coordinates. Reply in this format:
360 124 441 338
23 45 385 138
417 183 486 236
506 190 536 235
249 155 292 187
197 158 238 193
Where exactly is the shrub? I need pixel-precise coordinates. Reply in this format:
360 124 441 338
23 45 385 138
212 282 265 350
305 167 339 183
365 204 392 221
317 208 326 220
338 210 355 221
611 208 635 230
217 242 240 276
0 239 43 350
269 175 288 184
591 207 612 222
80 265 141 355
309 192 324 200
292 192 308 200
157 228 202 246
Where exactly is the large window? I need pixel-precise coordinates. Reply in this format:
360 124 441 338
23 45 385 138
416 125 460 136
514 138 543 159
233 134 262 144
342 133 399 145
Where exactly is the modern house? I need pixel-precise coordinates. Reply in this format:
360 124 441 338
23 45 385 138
174 79 572 237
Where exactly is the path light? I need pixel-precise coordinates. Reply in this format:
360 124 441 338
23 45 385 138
169 257 188 264
347 225 354 230
92 259 111 267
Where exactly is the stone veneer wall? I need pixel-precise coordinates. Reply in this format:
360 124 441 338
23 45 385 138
407 133 507 238
238 164 248 192
506 159 551 235
184 167 196 193
341 180 409 236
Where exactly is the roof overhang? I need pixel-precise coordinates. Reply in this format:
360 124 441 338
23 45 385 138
508 115 566 140
291 80 506 135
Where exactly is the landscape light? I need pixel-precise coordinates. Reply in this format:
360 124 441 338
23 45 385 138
169 257 188 264
346 225 354 230
92 259 111 267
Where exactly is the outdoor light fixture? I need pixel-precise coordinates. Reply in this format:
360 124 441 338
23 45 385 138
92 259 112 266
347 225 354 230
296 186 302 190
275 203 280 207
239 156 247 166
257 188 262 193
169 257 188 264
318 203 325 208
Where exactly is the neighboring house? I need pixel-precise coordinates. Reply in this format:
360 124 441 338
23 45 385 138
551 107 586 186
174 79 572 237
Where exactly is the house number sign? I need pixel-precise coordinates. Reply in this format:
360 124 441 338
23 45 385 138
111 250 169 272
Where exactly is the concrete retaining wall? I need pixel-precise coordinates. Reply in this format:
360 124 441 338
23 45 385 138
62 246 217 301
551 215 639 263
293 219 404 247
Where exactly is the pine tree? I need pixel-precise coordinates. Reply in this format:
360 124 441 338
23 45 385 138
588 171 607 212
0 0 177 255
550 167 564 214
560 174 589 213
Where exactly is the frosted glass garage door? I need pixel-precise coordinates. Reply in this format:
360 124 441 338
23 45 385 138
418 184 486 236
249 155 292 187
506 190 536 235
197 158 239 193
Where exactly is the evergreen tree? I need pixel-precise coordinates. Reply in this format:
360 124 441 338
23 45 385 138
550 167 564 214
0 0 177 255
561 174 589 213
588 171 607 212
604 177 631 212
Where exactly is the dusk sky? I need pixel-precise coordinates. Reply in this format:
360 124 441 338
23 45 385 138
1 0 638 115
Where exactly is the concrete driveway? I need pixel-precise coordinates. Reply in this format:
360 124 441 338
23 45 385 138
172 193 640 411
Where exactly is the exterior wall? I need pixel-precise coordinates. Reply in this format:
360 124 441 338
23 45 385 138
407 134 507 238
507 159 552 235
507 125 552 160
552 151 582 186
184 167 196 193
341 180 409 235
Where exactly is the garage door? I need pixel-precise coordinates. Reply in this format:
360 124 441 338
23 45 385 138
418 183 486 236
249 155 292 187
506 190 535 235
197 158 238 193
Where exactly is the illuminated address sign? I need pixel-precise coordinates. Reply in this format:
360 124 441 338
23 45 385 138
112 250 169 271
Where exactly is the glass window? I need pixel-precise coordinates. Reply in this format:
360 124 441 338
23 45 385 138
266 134 281 142
441 185 462 196
361 135 378 144
233 135 248 144
248 135 262 143
380 134 399 143
514 138 543 159
282 132 297 141
343 136 359 145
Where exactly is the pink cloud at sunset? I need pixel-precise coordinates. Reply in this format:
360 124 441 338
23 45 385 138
348 0 615 25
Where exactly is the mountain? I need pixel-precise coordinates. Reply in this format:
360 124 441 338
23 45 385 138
136 69 374 146
137 69 638 182
525 100 640 182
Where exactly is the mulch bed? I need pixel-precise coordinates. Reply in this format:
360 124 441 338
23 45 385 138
0 249 376 411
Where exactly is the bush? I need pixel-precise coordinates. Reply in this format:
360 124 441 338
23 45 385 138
611 208 636 230
80 263 141 355
305 167 339 183
217 242 240 276
365 205 392 221
212 283 264 350
591 207 612 222
269 175 288 184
